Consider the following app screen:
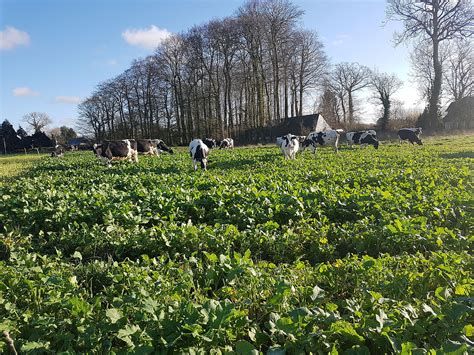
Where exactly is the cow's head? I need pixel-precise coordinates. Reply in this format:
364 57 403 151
364 134 379 149
301 139 313 149
156 140 173 154
204 138 216 148
416 127 422 135
283 134 298 147
93 143 102 157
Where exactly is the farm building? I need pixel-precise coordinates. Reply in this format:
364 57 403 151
443 96 474 131
237 113 332 144
22 131 54 149
271 113 331 137
68 137 92 150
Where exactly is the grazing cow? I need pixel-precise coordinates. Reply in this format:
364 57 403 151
189 139 210 171
154 139 174 154
346 130 379 149
302 130 341 154
276 135 304 149
280 134 299 159
136 139 174 156
219 138 234 149
93 140 139 166
92 143 103 157
203 138 217 149
398 128 423 145
51 145 64 157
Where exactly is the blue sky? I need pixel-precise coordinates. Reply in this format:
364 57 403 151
1 0 420 132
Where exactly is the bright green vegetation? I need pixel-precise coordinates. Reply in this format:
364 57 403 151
0 153 46 182
0 136 472 353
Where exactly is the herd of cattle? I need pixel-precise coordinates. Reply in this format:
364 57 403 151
50 128 423 170
277 127 421 161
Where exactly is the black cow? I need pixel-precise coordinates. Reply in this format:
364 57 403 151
50 145 64 157
398 128 422 145
136 139 173 156
93 140 138 166
346 130 379 149
203 138 217 149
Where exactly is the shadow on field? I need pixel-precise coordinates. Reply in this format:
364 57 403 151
211 158 259 170
103 164 181 175
439 151 474 160
27 165 70 174
210 151 277 170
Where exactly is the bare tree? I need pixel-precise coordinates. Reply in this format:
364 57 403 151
22 112 52 133
77 0 329 143
332 62 370 123
386 0 474 129
444 39 474 101
370 70 403 130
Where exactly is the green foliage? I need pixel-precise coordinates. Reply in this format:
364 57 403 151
0 136 472 353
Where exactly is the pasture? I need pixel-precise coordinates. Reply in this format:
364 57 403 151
0 136 473 353
0 153 47 182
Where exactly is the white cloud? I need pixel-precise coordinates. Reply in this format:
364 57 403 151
332 34 349 46
122 25 171 50
0 26 30 50
106 59 118 66
13 87 39 97
55 96 82 104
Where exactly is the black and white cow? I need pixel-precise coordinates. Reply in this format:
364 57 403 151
189 139 210 171
346 130 379 149
302 129 342 154
93 139 139 166
398 128 422 145
219 138 234 149
50 145 64 157
203 138 217 149
280 134 299 159
154 139 173 154
136 139 173 156
276 136 304 149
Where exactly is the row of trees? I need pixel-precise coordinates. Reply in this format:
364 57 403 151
78 0 329 143
78 0 473 143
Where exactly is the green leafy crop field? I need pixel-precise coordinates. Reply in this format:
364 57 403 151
0 136 473 353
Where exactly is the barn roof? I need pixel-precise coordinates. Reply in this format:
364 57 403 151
271 113 331 136
444 96 474 122
68 137 90 145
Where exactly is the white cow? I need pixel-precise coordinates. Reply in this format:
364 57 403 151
280 134 299 160
189 139 210 171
